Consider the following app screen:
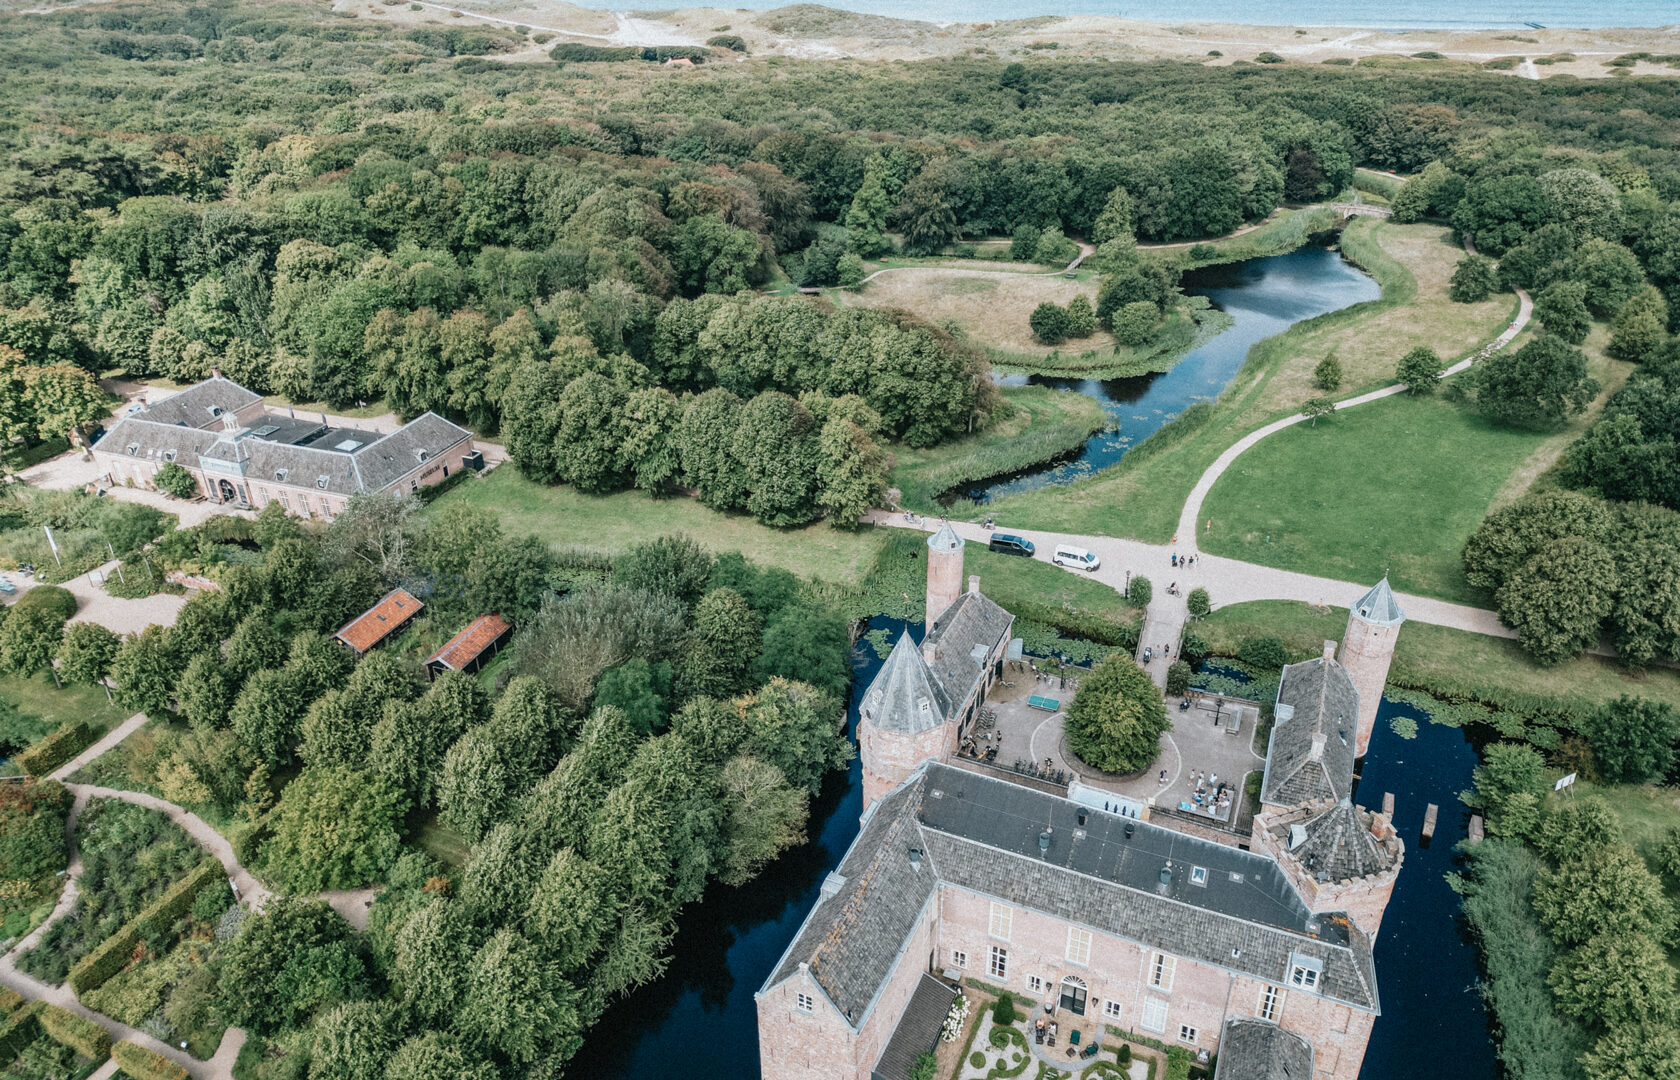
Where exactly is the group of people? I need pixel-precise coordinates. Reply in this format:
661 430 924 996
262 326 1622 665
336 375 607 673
1170 552 1198 568
1034 1016 1059 1046
1185 768 1232 817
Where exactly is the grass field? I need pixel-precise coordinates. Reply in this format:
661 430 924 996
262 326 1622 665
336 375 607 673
965 544 1140 624
0 673 129 771
835 265 1112 357
889 386 1107 511
979 220 1521 544
1199 323 1631 604
428 466 884 585
1198 600 1680 713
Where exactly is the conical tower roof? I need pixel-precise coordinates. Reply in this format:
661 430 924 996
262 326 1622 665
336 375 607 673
1278 799 1401 882
927 522 963 553
860 632 950 734
1351 577 1404 627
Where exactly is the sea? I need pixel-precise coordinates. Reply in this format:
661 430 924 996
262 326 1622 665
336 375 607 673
595 0 1674 30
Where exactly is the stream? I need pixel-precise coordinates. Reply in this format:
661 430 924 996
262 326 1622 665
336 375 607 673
968 240 1382 503
568 622 1497 1079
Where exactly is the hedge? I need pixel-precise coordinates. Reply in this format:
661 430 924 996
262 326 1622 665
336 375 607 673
230 810 273 867
68 861 221 995
113 1040 188 1080
38 1002 111 1059
0 990 23 1015
0 1002 41 1062
14 584 76 621
17 721 96 777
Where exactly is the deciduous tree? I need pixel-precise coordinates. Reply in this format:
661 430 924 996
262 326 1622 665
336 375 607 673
1064 655 1170 774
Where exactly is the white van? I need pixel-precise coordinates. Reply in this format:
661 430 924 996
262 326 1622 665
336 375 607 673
1052 545 1100 571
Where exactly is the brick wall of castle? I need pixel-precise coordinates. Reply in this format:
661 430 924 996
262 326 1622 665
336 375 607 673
860 719 956 811
933 885 1374 1080
1337 614 1399 757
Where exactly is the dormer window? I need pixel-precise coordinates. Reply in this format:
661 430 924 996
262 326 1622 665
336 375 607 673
163 449 177 462
416 449 430 463
275 469 288 482
1290 955 1323 992
208 405 222 418
316 475 329 489
126 444 138 456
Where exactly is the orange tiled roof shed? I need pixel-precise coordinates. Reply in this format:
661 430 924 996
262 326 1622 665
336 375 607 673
335 588 424 654
425 614 513 678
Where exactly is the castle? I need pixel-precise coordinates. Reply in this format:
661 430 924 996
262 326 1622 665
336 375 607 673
757 527 1406 1080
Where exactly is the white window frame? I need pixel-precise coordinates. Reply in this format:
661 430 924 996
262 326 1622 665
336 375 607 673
796 992 814 1013
1190 866 1208 887
989 902 1012 941
1259 984 1284 1022
1103 1000 1123 1020
951 950 968 970
1178 1024 1198 1046
1149 952 1175 992
988 945 1008 981
1141 997 1168 1034
1026 975 1044 994
1291 955 1323 993
1066 927 1092 966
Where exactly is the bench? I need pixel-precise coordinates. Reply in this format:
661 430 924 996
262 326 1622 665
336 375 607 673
1028 695 1060 712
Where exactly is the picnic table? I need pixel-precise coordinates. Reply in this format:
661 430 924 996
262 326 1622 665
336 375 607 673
1027 695 1060 712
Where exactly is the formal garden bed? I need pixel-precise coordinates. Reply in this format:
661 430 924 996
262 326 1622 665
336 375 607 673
0 779 73 947
0 998 113 1080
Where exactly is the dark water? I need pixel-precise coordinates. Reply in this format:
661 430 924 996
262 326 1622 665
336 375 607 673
572 631 1497 1080
595 0 1671 29
974 242 1381 503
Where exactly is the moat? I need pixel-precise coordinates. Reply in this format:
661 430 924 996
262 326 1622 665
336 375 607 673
568 619 1497 1080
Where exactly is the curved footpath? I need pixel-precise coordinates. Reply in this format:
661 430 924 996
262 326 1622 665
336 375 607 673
876 241 1535 686
0 714 380 1079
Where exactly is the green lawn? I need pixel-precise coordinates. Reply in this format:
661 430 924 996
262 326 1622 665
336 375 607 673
964 545 1139 624
0 673 129 771
428 466 884 585
1198 600 1680 714
889 386 1106 512
1198 393 1547 604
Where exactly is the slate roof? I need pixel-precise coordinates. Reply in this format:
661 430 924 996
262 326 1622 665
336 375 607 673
1262 658 1358 808
1267 800 1402 884
862 633 951 734
335 588 423 653
349 412 472 491
428 614 512 671
765 778 938 1026
1351 577 1405 627
1213 1018 1314 1080
102 417 212 462
139 377 260 428
922 590 1013 713
927 523 963 554
763 763 1380 1029
872 974 957 1080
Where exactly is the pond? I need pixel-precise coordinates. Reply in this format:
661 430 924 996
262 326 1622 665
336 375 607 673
970 241 1382 503
570 628 1498 1080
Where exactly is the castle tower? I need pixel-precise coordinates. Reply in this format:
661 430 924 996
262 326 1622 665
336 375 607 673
1251 798 1404 942
925 524 964 627
1337 578 1405 758
857 634 956 811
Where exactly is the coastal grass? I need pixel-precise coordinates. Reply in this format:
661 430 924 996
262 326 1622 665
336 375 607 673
981 220 1516 543
1197 600 1680 714
889 386 1107 511
425 466 882 585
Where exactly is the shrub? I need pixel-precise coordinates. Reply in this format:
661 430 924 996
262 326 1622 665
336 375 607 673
1126 575 1152 606
17 722 95 777
1314 354 1343 391
1165 660 1192 696
972 1051 988 1068
0 779 71 882
153 462 198 499
835 253 865 288
113 1039 188 1080
993 990 1017 1026
1179 630 1210 665
0 991 22 1015
1238 635 1287 669
1255 51 1284 63
1186 587 1210 617
1030 303 1071 345
1396 346 1445 393
1450 254 1500 302
0 1003 41 1063
1117 1043 1132 1065
706 34 745 51
37 1002 111 1060
14 585 76 622
1188 244 1219 261
1111 300 1158 347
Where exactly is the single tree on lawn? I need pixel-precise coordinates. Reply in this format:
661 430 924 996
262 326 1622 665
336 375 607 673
1300 397 1335 426
1314 353 1343 391
1474 335 1599 428
1396 346 1445 394
1449 253 1500 303
1029 302 1071 345
1064 655 1171 774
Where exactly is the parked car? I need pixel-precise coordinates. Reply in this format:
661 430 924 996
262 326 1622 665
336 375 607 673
1053 545 1100 571
988 533 1035 557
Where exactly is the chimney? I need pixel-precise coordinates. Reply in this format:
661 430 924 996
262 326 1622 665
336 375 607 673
210 366 224 380
968 575 980 595
1322 639 1337 662
1309 732 1326 761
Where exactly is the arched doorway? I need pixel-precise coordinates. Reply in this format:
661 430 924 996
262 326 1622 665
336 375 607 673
1059 975 1087 1016
217 479 236 503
